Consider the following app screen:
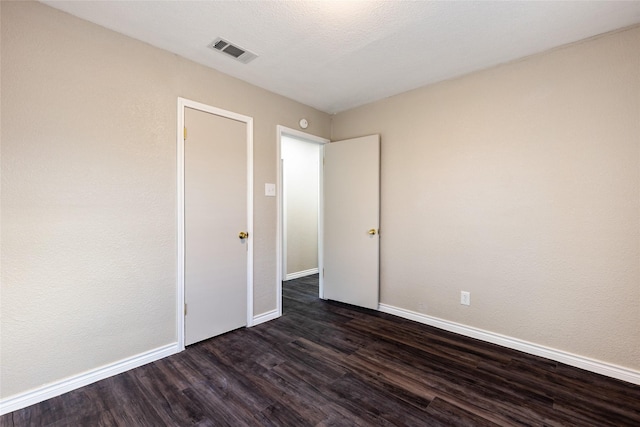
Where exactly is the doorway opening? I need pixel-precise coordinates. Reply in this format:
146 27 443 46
276 126 329 317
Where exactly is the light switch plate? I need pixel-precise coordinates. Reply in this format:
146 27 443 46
265 183 276 197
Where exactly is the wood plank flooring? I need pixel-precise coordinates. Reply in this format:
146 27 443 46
2 274 639 426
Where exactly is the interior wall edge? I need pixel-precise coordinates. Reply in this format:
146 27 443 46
252 309 280 326
379 304 640 386
0 343 179 416
285 268 320 281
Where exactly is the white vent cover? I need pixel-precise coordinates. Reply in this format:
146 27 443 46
208 38 258 64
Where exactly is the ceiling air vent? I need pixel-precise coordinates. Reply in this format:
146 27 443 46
208 37 258 64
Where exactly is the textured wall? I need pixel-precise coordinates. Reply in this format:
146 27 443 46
282 136 320 275
0 1 330 398
332 26 640 370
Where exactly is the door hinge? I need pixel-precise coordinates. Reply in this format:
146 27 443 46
184 126 187 141
322 268 325 277
184 303 187 315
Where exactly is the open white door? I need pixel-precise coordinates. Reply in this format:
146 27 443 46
323 135 380 309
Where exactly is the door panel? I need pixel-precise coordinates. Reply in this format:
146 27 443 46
185 107 247 346
323 135 380 309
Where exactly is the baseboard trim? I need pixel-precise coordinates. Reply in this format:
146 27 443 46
285 268 319 281
378 303 640 385
4 307 636 416
0 343 179 416
252 309 280 326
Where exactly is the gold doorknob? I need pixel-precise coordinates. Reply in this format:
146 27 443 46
368 229 377 235
238 231 249 239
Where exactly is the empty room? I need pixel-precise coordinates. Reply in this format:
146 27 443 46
1 1 639 425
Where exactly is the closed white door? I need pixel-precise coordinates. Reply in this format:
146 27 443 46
323 135 380 309
184 107 248 346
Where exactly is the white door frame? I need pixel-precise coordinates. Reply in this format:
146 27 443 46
177 97 254 351
276 126 329 316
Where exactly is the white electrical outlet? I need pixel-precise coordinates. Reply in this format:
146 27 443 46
461 291 471 306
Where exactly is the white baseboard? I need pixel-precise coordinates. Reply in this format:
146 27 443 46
285 268 319 281
0 343 179 416
378 304 640 385
252 309 280 326
5 306 636 416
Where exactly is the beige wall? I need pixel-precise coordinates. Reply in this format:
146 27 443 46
282 136 320 276
2 0 638 403
332 26 640 371
0 1 330 398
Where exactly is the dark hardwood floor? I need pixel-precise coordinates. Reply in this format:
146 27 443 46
2 274 639 426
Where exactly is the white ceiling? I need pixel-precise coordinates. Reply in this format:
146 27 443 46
42 1 640 114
